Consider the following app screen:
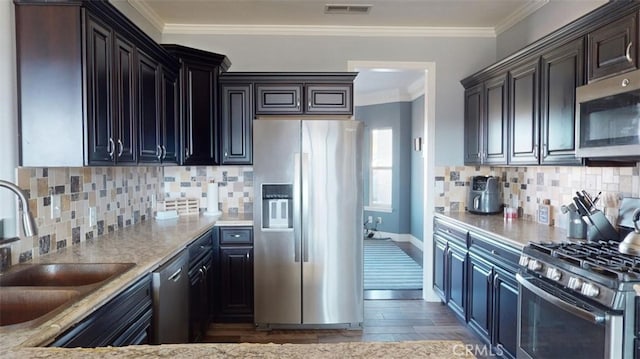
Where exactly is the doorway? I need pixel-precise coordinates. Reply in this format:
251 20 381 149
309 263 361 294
348 61 435 301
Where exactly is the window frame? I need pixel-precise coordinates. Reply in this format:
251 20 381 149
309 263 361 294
369 127 393 210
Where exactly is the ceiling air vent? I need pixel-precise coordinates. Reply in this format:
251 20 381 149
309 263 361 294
324 4 372 15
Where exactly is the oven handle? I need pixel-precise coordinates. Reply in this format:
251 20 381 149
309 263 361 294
516 273 605 325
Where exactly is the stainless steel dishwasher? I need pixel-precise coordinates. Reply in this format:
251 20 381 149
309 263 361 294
151 249 189 344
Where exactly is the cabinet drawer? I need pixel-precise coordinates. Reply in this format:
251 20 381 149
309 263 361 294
469 232 519 270
434 218 468 246
219 227 253 245
587 13 638 82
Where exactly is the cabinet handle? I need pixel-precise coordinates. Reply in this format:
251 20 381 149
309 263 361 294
246 252 250 259
156 145 162 160
308 100 311 109
108 138 115 158
626 42 633 63
162 145 167 160
184 147 189 159
232 234 241 238
168 267 183 282
117 139 124 158
477 152 481 160
533 145 539 160
297 98 300 108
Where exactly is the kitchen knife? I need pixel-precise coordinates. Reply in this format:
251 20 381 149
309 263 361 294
573 196 590 216
592 191 602 206
582 190 595 209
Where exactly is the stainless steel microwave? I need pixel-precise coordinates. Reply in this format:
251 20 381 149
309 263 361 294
575 69 640 159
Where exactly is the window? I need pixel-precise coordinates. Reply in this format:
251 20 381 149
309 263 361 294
370 128 392 209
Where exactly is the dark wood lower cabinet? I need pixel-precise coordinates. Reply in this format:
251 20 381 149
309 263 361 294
433 217 519 359
212 226 254 322
50 275 152 347
492 266 519 359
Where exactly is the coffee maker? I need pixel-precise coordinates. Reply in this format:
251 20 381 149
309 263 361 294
467 176 502 214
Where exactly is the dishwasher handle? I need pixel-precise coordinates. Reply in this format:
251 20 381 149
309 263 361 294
168 267 183 282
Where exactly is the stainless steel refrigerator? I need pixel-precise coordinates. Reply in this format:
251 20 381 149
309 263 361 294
253 119 363 329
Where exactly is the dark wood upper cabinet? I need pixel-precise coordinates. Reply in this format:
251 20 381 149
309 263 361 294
305 84 353 115
508 60 539 165
255 84 303 115
461 2 640 167
161 68 179 164
463 84 483 165
137 51 162 164
483 74 509 165
163 45 231 165
85 15 114 164
588 13 638 82
14 0 179 167
219 83 253 165
114 35 137 164
540 39 584 165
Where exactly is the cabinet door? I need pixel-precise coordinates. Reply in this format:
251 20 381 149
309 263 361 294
508 60 540 165
220 84 253 165
218 246 254 321
492 266 519 359
161 68 179 164
189 263 210 342
85 15 114 164
540 39 584 165
433 235 447 301
483 74 508 165
467 252 492 343
137 50 162 163
588 13 638 82
255 84 303 114
182 64 217 165
447 243 466 321
305 84 353 114
113 35 136 164
464 84 483 165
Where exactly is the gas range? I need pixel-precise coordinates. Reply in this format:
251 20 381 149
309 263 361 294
519 240 640 309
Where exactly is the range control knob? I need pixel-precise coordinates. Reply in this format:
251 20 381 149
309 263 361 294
519 256 530 267
545 267 562 281
567 277 583 291
527 259 543 272
581 283 600 298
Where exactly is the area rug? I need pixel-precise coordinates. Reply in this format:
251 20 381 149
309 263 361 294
364 240 423 290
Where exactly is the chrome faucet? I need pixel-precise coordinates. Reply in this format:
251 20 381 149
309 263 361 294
0 180 37 237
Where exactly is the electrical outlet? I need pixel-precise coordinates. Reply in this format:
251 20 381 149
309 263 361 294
367 216 373 224
88 207 97 227
51 195 61 219
376 217 382 224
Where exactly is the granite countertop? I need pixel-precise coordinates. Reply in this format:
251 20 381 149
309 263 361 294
7 341 475 358
436 211 569 249
0 212 252 354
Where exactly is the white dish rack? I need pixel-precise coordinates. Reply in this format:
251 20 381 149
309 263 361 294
157 198 200 216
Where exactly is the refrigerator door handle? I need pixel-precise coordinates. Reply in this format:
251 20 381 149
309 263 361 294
293 152 301 263
301 152 310 263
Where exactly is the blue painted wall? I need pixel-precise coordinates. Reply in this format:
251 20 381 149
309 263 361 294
411 96 425 242
356 102 412 235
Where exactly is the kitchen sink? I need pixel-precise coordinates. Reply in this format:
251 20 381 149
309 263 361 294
0 262 135 328
0 287 81 327
0 263 135 287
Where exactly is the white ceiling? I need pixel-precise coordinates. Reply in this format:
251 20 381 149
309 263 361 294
124 0 550 102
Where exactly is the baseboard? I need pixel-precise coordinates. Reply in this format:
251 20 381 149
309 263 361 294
376 231 423 251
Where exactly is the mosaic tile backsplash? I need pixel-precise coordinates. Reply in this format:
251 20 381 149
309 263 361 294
163 166 254 215
3 167 162 267
434 164 640 231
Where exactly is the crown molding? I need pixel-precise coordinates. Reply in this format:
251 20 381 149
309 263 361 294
355 88 416 107
495 0 549 35
407 77 425 100
127 0 165 33
162 24 496 37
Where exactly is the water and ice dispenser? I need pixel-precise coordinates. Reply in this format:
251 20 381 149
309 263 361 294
262 184 293 229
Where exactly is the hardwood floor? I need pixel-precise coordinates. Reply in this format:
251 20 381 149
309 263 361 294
203 300 482 346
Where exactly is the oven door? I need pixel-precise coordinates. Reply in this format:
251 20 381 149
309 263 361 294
516 273 623 359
